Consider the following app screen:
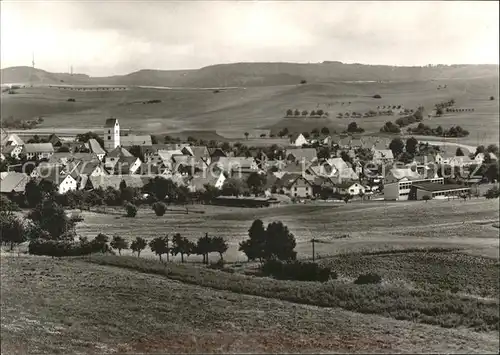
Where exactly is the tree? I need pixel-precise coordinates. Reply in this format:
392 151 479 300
25 179 43 207
211 236 228 261
436 107 444 116
321 127 330 135
246 172 267 197
455 147 465 156
0 212 26 250
110 235 128 255
486 144 499 156
311 128 320 137
244 132 249 140
125 203 137 217
310 110 317 117
316 109 324 116
130 237 147 257
28 200 80 240
300 80 307 84
58 145 70 153
389 138 405 157
149 236 170 262
195 233 212 264
264 221 297 261
475 145 486 155
143 177 179 202
239 219 266 262
171 233 195 263
152 202 167 216
221 178 244 197
151 135 159 144
129 145 142 159
405 137 419 155
490 96 495 101
301 110 308 116
317 147 331 161
294 109 300 116
373 94 382 99
347 122 363 133
92 233 110 253
76 131 104 148
286 109 293 117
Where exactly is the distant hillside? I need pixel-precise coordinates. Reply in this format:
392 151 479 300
2 62 498 87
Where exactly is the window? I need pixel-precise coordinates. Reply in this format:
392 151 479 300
108 136 111 140
294 187 298 191
108 130 110 134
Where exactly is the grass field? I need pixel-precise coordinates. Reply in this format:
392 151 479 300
1 256 499 353
72 199 499 262
2 76 498 145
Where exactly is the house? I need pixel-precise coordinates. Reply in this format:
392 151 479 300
290 133 308 147
0 172 29 194
187 173 226 193
120 135 153 148
85 139 106 161
1 129 24 147
48 134 63 147
409 183 470 200
181 146 211 165
214 157 257 174
36 165 78 194
22 143 55 160
372 149 394 164
350 138 363 148
172 155 207 176
104 118 120 151
335 182 366 196
285 148 317 164
104 146 133 172
1 144 23 160
277 173 314 198
113 156 142 175
434 152 454 165
245 149 269 170
207 147 227 162
48 152 100 165
384 168 444 200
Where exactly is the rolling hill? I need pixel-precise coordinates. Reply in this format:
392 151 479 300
2 62 499 87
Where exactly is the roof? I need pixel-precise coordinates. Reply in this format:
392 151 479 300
23 143 55 154
104 118 119 128
335 182 363 189
387 168 422 181
87 139 106 155
285 148 317 163
208 147 227 157
189 175 221 191
326 158 350 171
182 146 209 159
373 149 394 160
115 156 141 174
412 183 469 192
120 135 152 147
0 172 29 193
106 146 133 158
0 128 8 146
66 160 103 178
1 145 22 154
49 152 100 164
157 149 183 164
36 165 73 185
414 155 435 164
48 134 62 145
216 157 255 171
88 175 146 190
276 173 313 189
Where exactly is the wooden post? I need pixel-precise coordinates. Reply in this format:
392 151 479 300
311 238 316 263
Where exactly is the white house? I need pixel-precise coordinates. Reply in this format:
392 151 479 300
104 118 120 151
1 145 23 160
290 133 308 147
335 182 366 196
22 143 55 160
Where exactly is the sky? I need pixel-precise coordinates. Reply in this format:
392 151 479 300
1 1 498 77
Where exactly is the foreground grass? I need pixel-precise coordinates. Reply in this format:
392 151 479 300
5 256 499 353
84 254 499 332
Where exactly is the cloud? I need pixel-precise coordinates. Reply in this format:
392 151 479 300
1 0 498 76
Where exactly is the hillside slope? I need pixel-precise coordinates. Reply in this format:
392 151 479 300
2 62 499 87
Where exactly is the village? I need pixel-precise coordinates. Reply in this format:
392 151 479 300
1 117 498 207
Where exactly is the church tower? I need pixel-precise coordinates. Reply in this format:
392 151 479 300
104 118 120 150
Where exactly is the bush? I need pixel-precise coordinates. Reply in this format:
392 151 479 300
490 96 495 101
152 202 167 216
67 98 76 102
28 239 111 257
373 94 382 99
262 260 335 282
485 186 500 199
125 203 137 217
354 273 382 285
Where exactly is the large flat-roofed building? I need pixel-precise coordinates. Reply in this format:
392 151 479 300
409 183 470 200
383 168 443 200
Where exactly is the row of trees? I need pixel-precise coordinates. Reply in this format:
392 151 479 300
407 124 470 138
285 109 329 118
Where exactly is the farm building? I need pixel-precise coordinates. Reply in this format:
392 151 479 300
335 182 366 196
22 143 55 160
409 183 470 200
289 133 308 147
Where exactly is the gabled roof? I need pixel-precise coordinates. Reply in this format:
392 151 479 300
285 148 317 163
208 147 227 157
182 146 209 159
86 139 106 155
277 173 313 189
104 118 119 128
0 172 29 193
289 133 306 142
49 152 100 164
48 134 62 145
188 174 222 191
216 157 255 171
106 146 133 158
115 156 141 174
335 181 363 189
23 143 54 153
0 128 8 146
386 168 422 181
326 158 350 171
157 150 184 163
36 165 73 185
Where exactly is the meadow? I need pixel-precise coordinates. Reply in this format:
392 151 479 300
2 76 498 145
1 255 498 354
74 198 500 262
